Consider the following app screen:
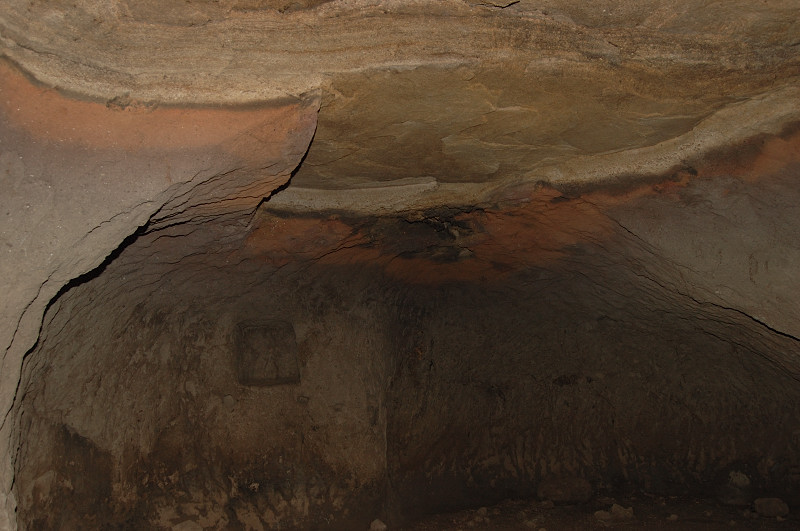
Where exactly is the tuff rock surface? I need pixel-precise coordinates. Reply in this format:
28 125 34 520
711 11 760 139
1 0 800 529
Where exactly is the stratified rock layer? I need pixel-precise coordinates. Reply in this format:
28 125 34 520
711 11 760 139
2 0 800 529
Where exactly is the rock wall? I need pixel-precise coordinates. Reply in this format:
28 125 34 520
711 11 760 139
0 60 319 529
13 145 800 527
2 0 800 528
16 228 392 529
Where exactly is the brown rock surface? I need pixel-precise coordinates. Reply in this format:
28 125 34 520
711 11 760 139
754 497 790 518
1 0 800 529
595 503 635 522
537 476 593 504
0 60 318 529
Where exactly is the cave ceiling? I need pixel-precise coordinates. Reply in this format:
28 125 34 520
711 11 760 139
2 0 799 210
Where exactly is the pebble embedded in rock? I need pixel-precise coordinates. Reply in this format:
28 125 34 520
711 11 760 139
369 518 388 531
612 504 634 519
753 497 789 518
222 394 235 411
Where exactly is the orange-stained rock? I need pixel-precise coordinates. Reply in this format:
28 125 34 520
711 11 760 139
0 59 318 530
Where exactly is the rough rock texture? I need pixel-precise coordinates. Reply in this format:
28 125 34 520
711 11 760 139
754 497 790 518
0 61 319 529
536 476 593 505
2 0 800 529
14 151 800 528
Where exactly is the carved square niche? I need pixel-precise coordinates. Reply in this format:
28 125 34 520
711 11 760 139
234 320 300 386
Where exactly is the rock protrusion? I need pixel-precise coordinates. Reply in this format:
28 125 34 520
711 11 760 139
369 518 388 531
753 498 789 518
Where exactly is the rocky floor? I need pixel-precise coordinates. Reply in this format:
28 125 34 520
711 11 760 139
400 496 797 530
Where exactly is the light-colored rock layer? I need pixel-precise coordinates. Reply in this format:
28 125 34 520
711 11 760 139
2 0 798 204
1 1 800 528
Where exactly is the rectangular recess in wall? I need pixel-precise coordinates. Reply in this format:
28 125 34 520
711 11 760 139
235 320 300 386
